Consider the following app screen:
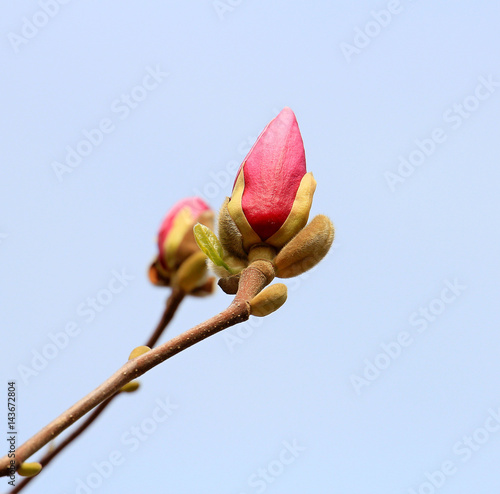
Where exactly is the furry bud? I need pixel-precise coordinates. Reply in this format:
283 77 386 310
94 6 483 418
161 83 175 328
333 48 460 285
249 283 288 317
274 215 334 278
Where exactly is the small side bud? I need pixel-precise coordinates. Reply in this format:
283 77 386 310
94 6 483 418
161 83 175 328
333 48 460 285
120 381 140 393
274 215 334 278
218 274 240 294
249 283 288 317
18 462 42 477
128 346 151 360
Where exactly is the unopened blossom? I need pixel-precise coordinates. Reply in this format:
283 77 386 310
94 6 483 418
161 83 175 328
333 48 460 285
226 107 316 252
195 108 334 288
149 197 214 294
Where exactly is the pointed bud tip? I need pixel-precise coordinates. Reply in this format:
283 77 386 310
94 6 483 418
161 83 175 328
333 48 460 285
276 106 297 124
229 107 308 245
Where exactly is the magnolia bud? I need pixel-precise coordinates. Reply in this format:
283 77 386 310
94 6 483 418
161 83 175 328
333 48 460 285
120 381 140 393
274 215 334 278
225 108 316 252
18 462 42 477
249 283 288 317
149 197 214 291
128 346 151 360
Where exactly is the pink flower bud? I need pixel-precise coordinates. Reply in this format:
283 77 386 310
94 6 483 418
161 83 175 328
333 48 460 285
149 197 214 292
227 108 316 251
157 197 211 268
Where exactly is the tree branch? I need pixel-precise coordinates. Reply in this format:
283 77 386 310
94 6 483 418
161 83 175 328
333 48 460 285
8 398 113 493
0 262 272 477
8 287 186 492
145 287 185 348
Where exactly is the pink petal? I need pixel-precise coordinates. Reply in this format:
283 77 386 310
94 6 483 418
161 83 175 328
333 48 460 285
158 197 210 251
240 108 306 240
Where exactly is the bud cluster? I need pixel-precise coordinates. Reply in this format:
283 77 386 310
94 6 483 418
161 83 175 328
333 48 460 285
193 108 334 297
148 197 215 296
150 108 334 316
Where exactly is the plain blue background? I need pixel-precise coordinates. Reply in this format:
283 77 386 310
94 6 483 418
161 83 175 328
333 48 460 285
2 1 500 493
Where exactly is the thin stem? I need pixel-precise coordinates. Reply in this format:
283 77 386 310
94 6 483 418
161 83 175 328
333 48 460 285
6 288 185 492
9 398 113 494
146 287 185 348
0 262 273 478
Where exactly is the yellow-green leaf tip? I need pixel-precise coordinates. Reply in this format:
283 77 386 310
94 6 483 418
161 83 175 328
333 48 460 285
193 223 233 273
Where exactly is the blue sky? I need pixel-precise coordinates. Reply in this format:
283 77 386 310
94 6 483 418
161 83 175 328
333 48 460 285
2 1 500 493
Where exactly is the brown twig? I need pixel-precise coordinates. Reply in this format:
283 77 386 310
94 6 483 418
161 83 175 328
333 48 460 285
8 398 113 494
145 287 185 348
6 287 186 492
0 261 273 478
